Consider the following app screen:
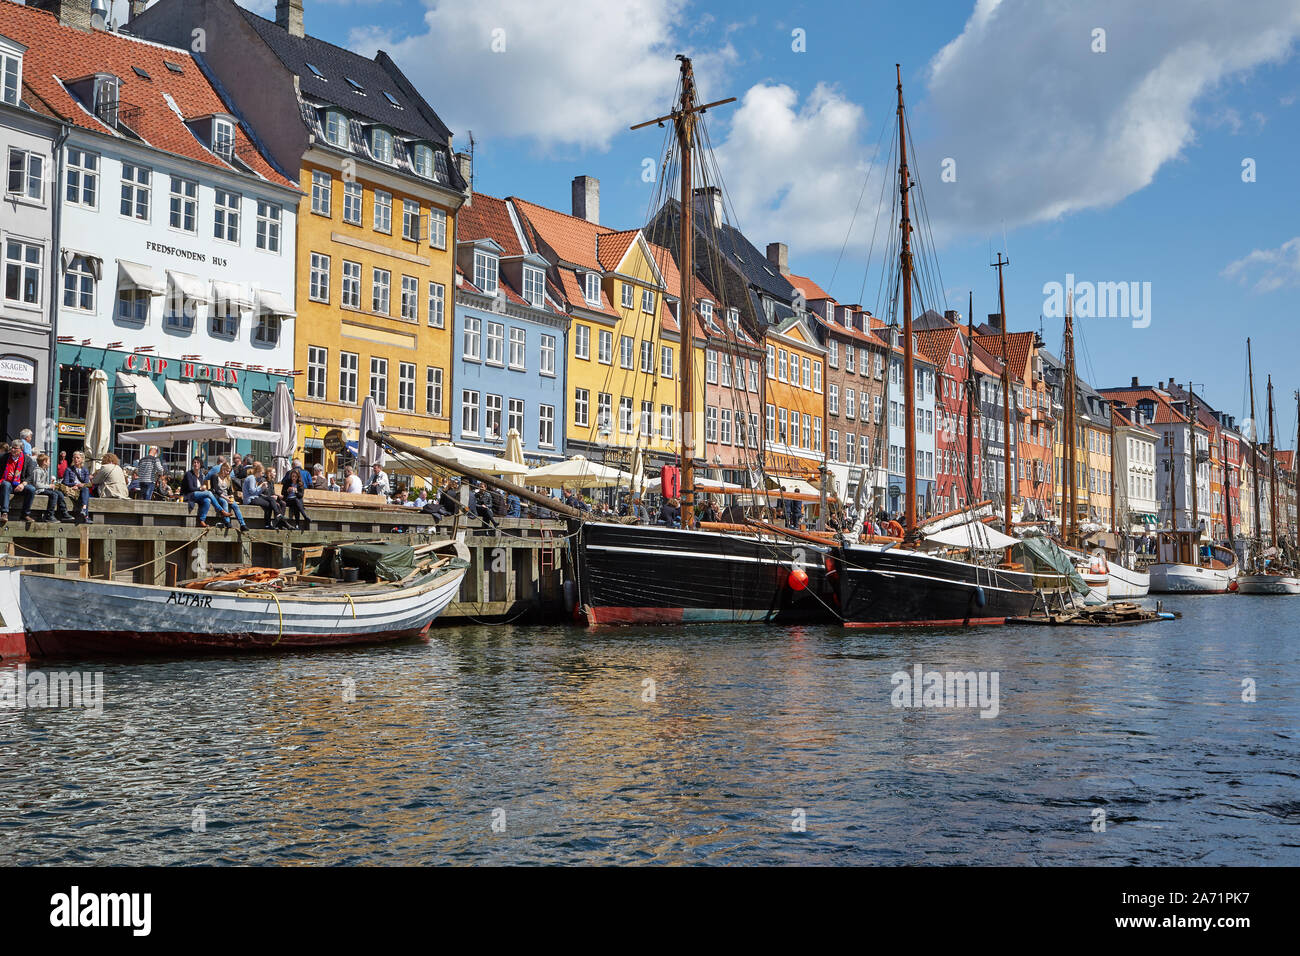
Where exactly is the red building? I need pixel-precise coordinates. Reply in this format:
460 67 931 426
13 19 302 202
917 326 978 511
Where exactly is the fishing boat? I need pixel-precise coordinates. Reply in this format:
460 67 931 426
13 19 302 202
18 541 468 659
832 68 1061 627
1148 530 1237 593
0 558 24 660
1236 359 1300 594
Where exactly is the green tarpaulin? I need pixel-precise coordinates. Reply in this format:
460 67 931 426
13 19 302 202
1011 536 1090 595
336 543 417 582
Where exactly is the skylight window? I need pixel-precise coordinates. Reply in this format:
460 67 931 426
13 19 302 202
382 91 402 108
164 60 184 74
306 62 326 80
132 66 151 80
345 77 365 94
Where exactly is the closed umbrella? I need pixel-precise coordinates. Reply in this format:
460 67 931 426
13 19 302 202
358 396 384 471
83 368 111 470
503 428 526 467
270 380 296 480
629 445 645 497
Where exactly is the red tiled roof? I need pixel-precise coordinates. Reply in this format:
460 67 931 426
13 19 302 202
510 197 613 271
916 326 959 367
555 268 617 317
1097 387 1190 425
456 192 524 257
1 2 293 189
787 272 829 301
973 331 1035 382
596 229 639 273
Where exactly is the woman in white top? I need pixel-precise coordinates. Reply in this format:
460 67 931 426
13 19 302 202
343 466 363 495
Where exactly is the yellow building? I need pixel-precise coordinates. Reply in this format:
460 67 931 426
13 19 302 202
512 195 701 475
763 315 826 482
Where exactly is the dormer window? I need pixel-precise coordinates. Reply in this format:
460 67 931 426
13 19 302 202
370 128 394 164
412 143 433 178
727 308 739 331
523 266 545 307
584 272 601 306
699 300 713 323
212 116 236 162
473 250 498 295
761 296 774 321
324 110 349 148
93 74 120 127
1 41 23 107
826 303 835 323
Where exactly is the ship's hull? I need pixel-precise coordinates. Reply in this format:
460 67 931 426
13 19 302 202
0 566 25 660
1104 560 1150 599
1235 573 1300 595
18 565 465 658
1148 563 1232 594
833 544 1047 627
572 522 834 625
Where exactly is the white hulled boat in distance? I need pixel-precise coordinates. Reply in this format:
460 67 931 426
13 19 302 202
1148 530 1237 594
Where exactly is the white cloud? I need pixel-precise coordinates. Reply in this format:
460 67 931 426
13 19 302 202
710 82 878 257
349 0 732 152
921 0 1300 233
1222 237 1300 293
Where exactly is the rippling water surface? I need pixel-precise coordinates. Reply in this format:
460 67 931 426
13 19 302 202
2 595 1298 865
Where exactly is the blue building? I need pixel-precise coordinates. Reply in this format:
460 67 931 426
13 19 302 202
452 193 567 463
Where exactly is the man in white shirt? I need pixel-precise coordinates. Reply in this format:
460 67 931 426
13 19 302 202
365 463 390 499
342 466 362 495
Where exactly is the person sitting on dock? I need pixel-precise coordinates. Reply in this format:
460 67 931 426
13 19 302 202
408 489 430 509
658 496 681 528
234 454 255 482
343 466 362 494
472 481 498 531
211 461 249 533
89 453 129 500
311 463 329 489
61 450 92 524
33 452 73 523
506 491 521 518
280 466 311 530
243 462 288 529
0 441 37 525
181 457 226 529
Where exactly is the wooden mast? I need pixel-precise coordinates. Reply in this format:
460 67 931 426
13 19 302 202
1268 375 1278 549
897 65 917 535
1062 290 1077 544
630 57 734 531
1247 338 1263 549
1109 402 1118 538
993 252 1012 555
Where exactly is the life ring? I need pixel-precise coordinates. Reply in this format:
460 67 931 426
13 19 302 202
1088 553 1109 575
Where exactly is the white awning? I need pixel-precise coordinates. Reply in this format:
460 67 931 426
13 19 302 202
62 249 103 278
208 385 258 421
117 260 165 295
925 520 1019 551
118 422 280 445
164 380 221 421
114 371 172 417
210 279 253 310
167 271 210 305
256 289 296 318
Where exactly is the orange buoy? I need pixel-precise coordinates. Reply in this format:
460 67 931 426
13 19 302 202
788 568 809 591
1228 579 1239 592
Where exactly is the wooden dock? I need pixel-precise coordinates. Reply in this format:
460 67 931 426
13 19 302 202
0 498 572 625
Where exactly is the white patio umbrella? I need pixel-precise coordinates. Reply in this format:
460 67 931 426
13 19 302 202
358 396 384 471
388 443 530 477
502 428 526 467
83 368 111 470
270 380 296 480
525 455 633 489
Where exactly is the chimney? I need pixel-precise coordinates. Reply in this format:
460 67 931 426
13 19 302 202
571 175 599 224
128 0 147 22
692 186 722 229
30 1 94 31
1131 375 1139 387
454 151 472 201
766 242 790 275
987 312 1002 333
277 0 305 38
944 309 961 324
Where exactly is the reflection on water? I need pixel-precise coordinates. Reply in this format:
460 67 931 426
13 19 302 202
1 595 1298 865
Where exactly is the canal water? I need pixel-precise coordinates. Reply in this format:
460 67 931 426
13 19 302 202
1 595 1297 865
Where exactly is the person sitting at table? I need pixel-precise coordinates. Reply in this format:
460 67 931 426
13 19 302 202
89 453 129 500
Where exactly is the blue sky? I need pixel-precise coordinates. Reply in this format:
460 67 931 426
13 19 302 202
124 0 1300 434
